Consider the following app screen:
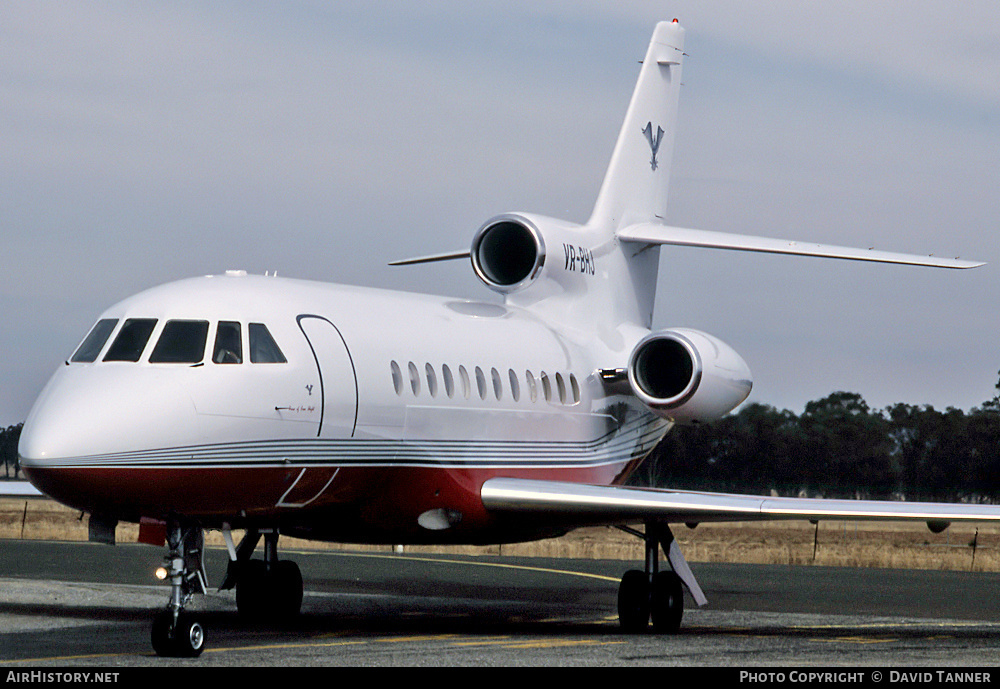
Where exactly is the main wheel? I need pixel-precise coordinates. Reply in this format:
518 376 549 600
273 560 304 620
650 571 684 634
237 559 303 622
236 559 268 620
617 569 650 633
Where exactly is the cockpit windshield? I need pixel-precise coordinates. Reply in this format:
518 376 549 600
149 320 209 364
104 319 158 362
70 318 287 366
213 321 242 364
71 319 118 363
249 323 287 363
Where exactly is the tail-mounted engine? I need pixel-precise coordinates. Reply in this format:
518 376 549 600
471 215 545 293
471 213 591 296
627 328 752 425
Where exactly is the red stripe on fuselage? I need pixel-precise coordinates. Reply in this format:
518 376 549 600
23 460 642 544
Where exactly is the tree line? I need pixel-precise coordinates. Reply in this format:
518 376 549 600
632 383 1000 502
1 424 22 479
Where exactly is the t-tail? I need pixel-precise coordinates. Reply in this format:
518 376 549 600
392 19 982 334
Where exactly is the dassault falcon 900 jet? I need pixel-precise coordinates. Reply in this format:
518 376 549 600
17 19 993 657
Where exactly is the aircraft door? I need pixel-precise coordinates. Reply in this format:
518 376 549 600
296 315 358 438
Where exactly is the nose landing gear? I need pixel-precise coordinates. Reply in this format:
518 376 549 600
151 522 207 657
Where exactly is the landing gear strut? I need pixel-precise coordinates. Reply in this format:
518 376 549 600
617 521 706 634
151 522 207 657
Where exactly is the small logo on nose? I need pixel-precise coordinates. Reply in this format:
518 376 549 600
305 384 314 396
642 122 664 171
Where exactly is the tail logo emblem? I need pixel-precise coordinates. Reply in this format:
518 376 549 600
642 122 664 171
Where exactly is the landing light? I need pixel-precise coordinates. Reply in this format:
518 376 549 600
154 566 169 580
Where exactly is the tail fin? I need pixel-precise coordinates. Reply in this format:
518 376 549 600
588 20 684 230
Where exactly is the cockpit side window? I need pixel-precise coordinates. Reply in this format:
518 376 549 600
248 323 287 363
103 318 158 362
213 321 243 364
149 320 209 364
71 318 119 363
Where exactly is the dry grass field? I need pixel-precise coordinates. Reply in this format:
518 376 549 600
3 497 999 572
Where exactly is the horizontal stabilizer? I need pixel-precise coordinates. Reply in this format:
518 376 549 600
482 477 1000 526
389 250 471 267
618 223 985 269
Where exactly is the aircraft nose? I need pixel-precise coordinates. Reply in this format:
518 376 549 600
19 365 198 481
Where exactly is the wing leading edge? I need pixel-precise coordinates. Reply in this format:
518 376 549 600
481 477 1000 527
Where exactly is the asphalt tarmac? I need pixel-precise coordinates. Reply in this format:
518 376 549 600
3 539 1000 667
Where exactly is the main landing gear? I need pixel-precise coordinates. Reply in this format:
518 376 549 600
220 528 304 623
617 521 707 634
150 522 304 657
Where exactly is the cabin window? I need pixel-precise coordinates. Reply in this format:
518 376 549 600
408 361 420 395
458 366 471 399
248 323 287 363
390 361 403 395
540 371 552 402
570 374 581 404
491 367 503 400
525 371 538 402
150 320 209 364
508 369 520 402
555 372 567 404
213 321 243 364
442 364 455 398
425 363 438 398
71 319 118 363
104 318 158 362
475 366 487 400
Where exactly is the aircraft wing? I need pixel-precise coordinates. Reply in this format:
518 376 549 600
617 223 985 269
480 477 1000 527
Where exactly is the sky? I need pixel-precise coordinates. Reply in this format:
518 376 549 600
3 1 999 425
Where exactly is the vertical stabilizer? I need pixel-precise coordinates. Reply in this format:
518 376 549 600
588 20 684 230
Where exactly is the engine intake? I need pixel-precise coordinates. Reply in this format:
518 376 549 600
628 328 752 425
471 215 545 294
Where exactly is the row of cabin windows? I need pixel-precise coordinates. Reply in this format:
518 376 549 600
390 361 581 406
71 318 287 365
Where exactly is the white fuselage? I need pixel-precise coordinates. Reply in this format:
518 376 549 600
19 272 669 543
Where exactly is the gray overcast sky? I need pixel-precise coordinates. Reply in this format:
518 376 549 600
3 1 999 425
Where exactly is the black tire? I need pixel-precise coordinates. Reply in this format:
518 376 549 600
151 610 176 657
151 610 205 657
173 613 206 657
617 569 650 633
274 560 304 620
650 571 684 634
236 559 268 620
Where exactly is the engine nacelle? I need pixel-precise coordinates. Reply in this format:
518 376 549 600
627 328 752 425
471 213 587 295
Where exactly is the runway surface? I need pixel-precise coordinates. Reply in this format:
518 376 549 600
3 539 1000 667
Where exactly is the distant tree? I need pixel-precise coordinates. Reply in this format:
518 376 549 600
885 404 969 501
635 370 1000 502
1 424 23 479
796 392 894 498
